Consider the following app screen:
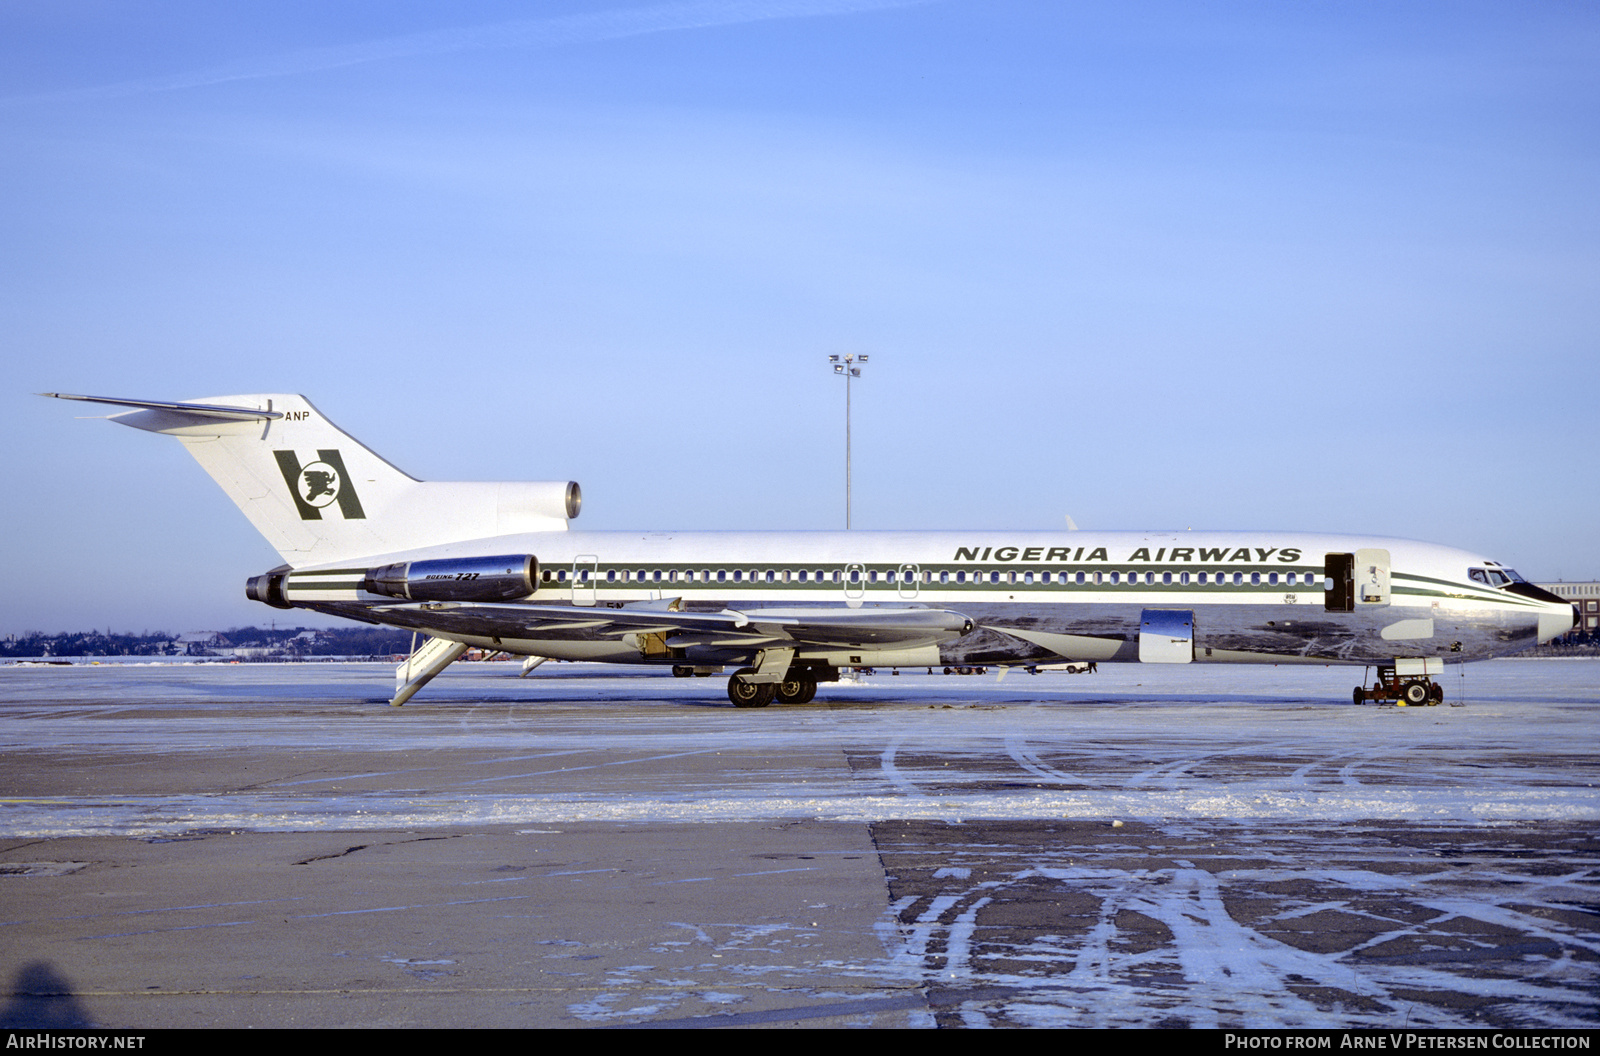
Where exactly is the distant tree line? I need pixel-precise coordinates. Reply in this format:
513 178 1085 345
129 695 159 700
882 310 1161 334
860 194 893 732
1 630 179 658
2 626 416 659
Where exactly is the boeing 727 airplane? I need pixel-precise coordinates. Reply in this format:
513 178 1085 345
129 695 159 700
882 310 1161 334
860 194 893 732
44 392 1574 707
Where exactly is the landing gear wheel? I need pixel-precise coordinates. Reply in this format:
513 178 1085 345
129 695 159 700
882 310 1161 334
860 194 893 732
1400 680 1429 706
1427 682 1444 705
1353 686 1367 706
728 668 775 708
776 678 817 704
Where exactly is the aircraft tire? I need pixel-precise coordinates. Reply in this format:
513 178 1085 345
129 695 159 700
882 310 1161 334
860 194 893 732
728 669 775 708
1352 686 1366 706
1401 680 1430 706
776 678 817 704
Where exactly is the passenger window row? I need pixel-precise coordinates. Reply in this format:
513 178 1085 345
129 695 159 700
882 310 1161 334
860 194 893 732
539 567 1328 588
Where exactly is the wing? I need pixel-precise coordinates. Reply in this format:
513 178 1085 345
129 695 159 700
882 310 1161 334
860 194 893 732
366 601 974 650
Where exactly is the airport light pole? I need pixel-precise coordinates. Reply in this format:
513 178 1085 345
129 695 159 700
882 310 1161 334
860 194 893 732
828 354 867 529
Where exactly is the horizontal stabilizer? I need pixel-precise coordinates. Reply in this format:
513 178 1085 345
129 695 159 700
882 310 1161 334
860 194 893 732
39 392 282 422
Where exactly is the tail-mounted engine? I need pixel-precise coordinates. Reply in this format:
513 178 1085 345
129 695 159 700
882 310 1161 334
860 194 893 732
245 569 292 609
362 554 539 602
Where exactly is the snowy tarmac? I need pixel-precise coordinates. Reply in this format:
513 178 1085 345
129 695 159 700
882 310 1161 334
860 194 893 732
1 658 1596 1028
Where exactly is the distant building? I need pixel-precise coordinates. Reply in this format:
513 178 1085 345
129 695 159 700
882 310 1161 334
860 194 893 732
1535 581 1600 633
176 631 221 656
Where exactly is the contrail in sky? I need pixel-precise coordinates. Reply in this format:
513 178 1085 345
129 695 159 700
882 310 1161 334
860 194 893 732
13 0 935 104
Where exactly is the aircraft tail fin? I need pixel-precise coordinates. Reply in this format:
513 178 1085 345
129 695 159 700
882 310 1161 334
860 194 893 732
43 393 579 565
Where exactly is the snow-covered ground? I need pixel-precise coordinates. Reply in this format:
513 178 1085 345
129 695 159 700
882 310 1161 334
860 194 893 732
2 658 1594 1027
1 658 1594 835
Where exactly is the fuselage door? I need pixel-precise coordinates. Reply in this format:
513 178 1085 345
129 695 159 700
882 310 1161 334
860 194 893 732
898 563 920 600
1139 609 1195 663
573 554 598 607
1354 548 1391 607
1325 553 1354 612
844 563 866 599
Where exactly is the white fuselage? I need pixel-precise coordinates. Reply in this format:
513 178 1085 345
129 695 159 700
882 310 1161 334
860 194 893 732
282 529 1572 670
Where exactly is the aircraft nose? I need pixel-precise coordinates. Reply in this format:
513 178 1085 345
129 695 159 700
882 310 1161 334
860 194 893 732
1538 603 1576 644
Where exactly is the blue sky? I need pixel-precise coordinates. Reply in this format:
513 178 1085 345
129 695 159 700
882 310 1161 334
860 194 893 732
4 0 1597 634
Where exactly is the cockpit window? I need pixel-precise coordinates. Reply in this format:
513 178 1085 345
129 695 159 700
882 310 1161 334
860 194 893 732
1470 567 1515 587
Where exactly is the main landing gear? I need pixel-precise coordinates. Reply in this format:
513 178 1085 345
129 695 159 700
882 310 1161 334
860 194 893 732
727 664 834 707
1353 663 1445 707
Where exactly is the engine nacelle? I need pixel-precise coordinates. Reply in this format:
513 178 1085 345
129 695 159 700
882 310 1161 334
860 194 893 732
363 554 539 602
245 570 291 609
